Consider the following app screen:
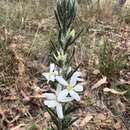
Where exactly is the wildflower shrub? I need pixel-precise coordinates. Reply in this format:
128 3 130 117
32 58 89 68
41 0 84 129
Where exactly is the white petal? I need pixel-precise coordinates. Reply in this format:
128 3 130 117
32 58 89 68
50 63 55 72
44 93 56 100
74 77 84 82
60 96 73 102
56 76 68 86
70 72 82 86
74 84 83 92
56 84 62 95
44 100 57 108
42 73 50 80
69 91 80 101
56 103 64 119
57 89 69 102
54 71 58 76
50 75 55 82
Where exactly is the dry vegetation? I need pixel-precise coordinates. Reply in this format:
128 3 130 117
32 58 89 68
0 0 130 130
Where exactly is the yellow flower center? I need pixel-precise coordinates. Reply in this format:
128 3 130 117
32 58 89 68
67 84 73 92
49 72 54 77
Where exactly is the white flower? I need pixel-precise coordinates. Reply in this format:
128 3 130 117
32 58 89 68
44 86 63 119
44 85 72 119
56 72 83 102
42 63 58 82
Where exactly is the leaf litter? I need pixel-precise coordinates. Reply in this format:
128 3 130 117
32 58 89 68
0 1 130 130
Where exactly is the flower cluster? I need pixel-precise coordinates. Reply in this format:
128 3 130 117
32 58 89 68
41 0 84 129
42 63 83 119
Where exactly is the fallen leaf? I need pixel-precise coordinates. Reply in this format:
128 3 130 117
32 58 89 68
120 79 130 85
103 88 127 95
113 120 122 129
97 113 106 121
116 99 126 112
80 114 93 127
7 114 20 124
10 124 25 130
21 90 30 101
92 76 107 89
44 112 50 119
92 69 100 75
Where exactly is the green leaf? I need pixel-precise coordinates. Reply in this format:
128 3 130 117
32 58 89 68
64 36 72 52
67 63 81 80
49 56 60 67
50 40 58 53
62 115 72 129
64 104 79 115
27 123 39 130
54 10 61 29
66 117 79 127
46 107 60 128
62 116 79 129
67 48 75 63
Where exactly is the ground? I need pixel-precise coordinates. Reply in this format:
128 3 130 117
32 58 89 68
0 0 130 130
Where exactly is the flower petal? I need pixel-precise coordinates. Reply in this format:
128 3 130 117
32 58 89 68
56 103 64 119
60 96 73 102
70 72 82 86
54 71 58 76
42 73 49 80
50 75 55 82
50 63 55 72
69 91 80 101
74 84 83 92
56 84 62 95
44 93 56 100
44 100 57 108
57 89 68 102
56 76 68 86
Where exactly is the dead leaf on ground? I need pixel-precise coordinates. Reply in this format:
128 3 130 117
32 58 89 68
21 90 30 102
113 120 122 129
103 88 127 95
120 79 130 85
10 124 26 130
92 69 100 75
92 76 107 90
7 114 20 124
97 113 106 121
80 114 93 127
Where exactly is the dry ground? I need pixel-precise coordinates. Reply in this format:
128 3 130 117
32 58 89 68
0 0 130 130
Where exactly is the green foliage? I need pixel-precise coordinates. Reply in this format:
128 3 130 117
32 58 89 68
62 116 78 130
46 106 79 130
116 84 130 101
98 38 127 80
46 107 61 128
126 87 130 101
47 0 84 88
0 40 17 87
27 123 39 130
0 41 15 68
55 0 76 35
